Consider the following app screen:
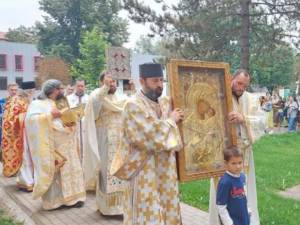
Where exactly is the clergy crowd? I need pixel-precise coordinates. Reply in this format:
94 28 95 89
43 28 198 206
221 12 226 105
0 63 260 225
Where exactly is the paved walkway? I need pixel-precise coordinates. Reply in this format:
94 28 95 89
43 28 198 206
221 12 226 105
0 163 208 225
279 184 300 201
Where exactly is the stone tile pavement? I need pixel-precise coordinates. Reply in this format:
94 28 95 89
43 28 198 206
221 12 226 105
279 184 300 201
0 163 208 225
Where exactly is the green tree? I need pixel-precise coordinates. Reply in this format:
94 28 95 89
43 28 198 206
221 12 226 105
134 35 158 55
125 0 300 88
123 0 300 70
37 0 128 63
294 55 300 95
71 28 107 88
6 26 38 43
250 45 295 90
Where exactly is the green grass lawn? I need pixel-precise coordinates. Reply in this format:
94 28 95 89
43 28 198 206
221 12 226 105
0 209 21 225
179 132 300 225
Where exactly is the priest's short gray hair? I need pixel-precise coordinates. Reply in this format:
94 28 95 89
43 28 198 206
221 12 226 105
38 79 62 100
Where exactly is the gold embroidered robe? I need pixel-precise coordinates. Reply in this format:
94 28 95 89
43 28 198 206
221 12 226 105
2 96 28 177
83 85 127 215
111 91 182 225
25 98 86 210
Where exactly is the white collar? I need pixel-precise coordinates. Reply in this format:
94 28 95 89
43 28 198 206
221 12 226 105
226 170 241 178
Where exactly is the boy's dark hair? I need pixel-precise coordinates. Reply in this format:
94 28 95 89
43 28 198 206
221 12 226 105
223 146 243 162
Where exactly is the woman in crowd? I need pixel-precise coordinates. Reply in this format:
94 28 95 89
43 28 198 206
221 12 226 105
285 95 298 132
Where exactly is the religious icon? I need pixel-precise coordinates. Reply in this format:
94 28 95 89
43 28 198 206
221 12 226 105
168 59 236 181
106 47 131 80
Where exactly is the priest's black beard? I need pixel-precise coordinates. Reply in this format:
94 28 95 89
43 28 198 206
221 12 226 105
143 89 162 102
56 93 64 100
108 88 116 94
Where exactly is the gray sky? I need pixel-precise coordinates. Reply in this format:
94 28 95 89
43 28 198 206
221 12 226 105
0 0 177 48
0 0 44 30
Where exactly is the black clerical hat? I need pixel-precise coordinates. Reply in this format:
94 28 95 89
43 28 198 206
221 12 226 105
139 63 163 78
21 81 36 90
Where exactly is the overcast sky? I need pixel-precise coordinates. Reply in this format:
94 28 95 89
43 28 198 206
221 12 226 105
0 0 177 48
0 0 44 31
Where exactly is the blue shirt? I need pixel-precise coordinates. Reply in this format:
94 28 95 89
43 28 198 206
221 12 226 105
217 172 250 225
0 97 7 145
0 97 7 116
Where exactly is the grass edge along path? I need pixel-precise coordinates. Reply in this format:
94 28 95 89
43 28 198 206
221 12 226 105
0 209 22 225
179 132 300 225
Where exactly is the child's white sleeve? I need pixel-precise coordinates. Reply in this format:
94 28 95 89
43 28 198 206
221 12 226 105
217 204 233 225
244 184 252 217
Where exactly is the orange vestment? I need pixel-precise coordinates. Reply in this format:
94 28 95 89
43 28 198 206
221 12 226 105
2 96 28 177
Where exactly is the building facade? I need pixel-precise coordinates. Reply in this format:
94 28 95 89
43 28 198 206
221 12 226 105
116 53 166 94
0 39 40 97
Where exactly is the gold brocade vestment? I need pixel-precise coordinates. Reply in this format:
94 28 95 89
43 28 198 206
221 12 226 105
2 96 29 177
111 91 182 225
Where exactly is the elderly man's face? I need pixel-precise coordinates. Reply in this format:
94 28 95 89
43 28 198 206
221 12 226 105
8 85 18 97
66 85 74 96
75 81 85 96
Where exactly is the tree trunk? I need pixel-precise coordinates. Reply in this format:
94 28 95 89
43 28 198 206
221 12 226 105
240 0 251 70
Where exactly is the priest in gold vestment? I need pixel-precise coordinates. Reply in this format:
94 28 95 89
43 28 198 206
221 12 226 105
25 79 86 210
83 72 129 215
1 83 33 177
209 69 260 225
111 63 184 225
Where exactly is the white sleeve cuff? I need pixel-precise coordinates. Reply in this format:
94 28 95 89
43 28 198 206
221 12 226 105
217 205 233 225
166 118 177 128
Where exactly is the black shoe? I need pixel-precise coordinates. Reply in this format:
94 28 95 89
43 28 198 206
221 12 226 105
71 201 84 208
18 187 33 193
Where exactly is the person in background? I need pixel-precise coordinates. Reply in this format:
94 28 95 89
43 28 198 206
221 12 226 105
64 84 74 96
273 96 285 128
0 83 18 161
6 83 18 99
16 81 36 192
67 79 89 107
262 92 273 134
285 95 298 132
67 79 89 162
1 83 32 177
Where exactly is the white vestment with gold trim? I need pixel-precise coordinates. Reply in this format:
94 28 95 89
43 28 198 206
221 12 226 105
83 85 127 215
25 99 86 210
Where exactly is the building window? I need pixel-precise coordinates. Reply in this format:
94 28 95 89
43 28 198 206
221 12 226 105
34 56 41 71
15 77 23 87
0 54 7 70
15 55 23 71
0 77 7 90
